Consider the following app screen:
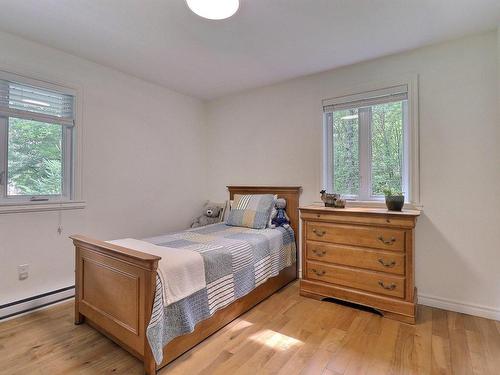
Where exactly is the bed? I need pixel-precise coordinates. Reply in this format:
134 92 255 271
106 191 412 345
70 186 301 375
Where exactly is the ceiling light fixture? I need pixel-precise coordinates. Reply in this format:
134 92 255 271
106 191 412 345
186 0 239 20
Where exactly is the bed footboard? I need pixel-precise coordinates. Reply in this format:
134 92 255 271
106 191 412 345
71 235 160 374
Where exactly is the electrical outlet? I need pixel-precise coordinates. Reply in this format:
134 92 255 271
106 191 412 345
18 264 29 280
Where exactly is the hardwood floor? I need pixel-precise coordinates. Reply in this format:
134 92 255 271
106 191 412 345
1 282 499 375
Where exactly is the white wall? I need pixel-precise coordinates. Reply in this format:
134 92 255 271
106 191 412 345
0 31 207 304
1 29 499 321
207 32 500 319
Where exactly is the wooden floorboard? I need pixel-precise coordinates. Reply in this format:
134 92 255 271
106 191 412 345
0 281 498 375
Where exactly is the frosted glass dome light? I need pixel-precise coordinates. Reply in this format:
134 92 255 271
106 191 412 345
186 0 239 20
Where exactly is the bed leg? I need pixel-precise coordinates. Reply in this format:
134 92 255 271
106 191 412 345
74 246 85 325
74 300 85 325
144 355 156 375
74 312 85 325
144 262 158 374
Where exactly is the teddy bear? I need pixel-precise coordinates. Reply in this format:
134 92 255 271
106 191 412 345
191 201 224 228
271 198 290 228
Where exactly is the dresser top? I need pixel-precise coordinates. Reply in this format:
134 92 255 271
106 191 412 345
299 204 421 217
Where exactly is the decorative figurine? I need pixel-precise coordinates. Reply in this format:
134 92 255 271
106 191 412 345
320 190 345 208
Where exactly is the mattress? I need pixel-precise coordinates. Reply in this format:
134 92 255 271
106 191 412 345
142 222 296 365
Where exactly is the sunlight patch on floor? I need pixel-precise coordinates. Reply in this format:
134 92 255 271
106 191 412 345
231 319 253 331
249 329 303 351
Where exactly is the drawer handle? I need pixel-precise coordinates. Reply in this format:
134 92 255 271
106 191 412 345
311 269 326 276
378 235 396 245
312 249 327 257
378 281 396 290
312 228 326 237
378 258 396 268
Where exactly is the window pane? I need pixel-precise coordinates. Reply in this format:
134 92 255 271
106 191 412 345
7 117 63 196
332 109 359 195
371 101 404 196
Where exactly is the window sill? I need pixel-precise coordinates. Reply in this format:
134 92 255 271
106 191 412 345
0 200 86 214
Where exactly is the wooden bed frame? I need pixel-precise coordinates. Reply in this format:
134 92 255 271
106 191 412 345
70 186 301 375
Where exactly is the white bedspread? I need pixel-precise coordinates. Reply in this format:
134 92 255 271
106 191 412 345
108 238 206 306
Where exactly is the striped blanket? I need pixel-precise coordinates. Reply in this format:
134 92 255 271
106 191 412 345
143 223 296 365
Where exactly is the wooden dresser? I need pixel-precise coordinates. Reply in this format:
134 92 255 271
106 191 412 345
299 205 420 323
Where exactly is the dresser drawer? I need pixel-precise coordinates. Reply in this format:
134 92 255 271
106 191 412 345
306 241 405 275
306 222 405 251
301 211 415 228
306 261 405 298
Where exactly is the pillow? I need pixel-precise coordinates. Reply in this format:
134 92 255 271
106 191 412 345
222 200 232 222
225 195 279 228
226 194 275 229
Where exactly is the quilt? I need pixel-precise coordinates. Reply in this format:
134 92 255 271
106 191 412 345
143 223 296 365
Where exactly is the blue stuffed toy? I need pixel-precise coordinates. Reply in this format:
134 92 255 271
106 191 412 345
271 198 290 228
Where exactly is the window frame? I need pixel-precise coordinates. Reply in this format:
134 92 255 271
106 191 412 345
0 117 74 202
0 117 5 197
322 76 420 207
0 70 84 212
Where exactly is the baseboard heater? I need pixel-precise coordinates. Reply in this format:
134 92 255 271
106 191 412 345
0 286 75 321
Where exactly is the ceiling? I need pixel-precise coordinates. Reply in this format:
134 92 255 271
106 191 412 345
0 0 498 99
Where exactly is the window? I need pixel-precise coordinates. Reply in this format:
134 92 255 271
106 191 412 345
0 74 75 204
323 84 416 202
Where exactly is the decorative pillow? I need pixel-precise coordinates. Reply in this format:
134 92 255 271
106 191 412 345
226 194 275 229
222 200 232 222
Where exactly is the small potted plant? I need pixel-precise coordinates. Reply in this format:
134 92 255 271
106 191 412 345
383 188 405 211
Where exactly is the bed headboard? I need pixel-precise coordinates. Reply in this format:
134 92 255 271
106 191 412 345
227 186 302 240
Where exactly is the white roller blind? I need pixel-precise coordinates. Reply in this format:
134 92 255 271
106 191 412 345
0 79 75 126
323 85 408 112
